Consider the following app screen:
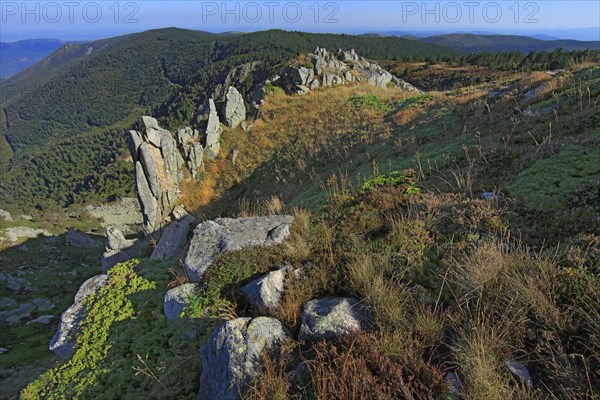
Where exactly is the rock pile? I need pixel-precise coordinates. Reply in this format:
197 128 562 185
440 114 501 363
270 47 421 99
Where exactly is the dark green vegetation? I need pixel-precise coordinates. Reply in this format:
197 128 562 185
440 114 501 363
0 39 72 79
420 33 600 53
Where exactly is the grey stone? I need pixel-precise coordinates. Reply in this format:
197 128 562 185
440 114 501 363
299 297 369 341
240 266 291 310
290 66 314 85
0 209 12 221
163 283 198 320
0 297 17 310
27 315 54 325
20 214 34 221
177 127 196 152
32 297 54 312
126 130 143 162
309 79 320 90
138 142 161 198
101 231 148 271
136 161 159 234
447 372 462 399
2 303 34 324
106 226 135 251
0 347 7 354
198 317 290 400
0 273 31 293
50 274 109 357
140 116 166 147
65 230 101 248
204 99 222 159
240 121 251 132
188 143 204 176
365 68 394 88
4 226 47 242
184 215 294 281
293 85 311 95
505 359 533 388
150 219 191 261
224 86 246 128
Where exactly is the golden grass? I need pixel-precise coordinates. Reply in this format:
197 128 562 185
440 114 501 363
186 83 402 217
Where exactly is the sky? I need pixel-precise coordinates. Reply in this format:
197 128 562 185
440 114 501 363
1 0 599 41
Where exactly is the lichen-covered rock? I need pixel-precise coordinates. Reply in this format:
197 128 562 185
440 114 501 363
299 297 369 341
184 215 293 281
223 86 246 128
49 274 109 357
150 219 191 261
204 99 223 159
65 230 101 248
240 266 292 310
198 317 290 400
129 117 185 234
163 283 198 320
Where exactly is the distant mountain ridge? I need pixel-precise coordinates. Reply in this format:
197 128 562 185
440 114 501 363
419 34 599 53
0 39 79 78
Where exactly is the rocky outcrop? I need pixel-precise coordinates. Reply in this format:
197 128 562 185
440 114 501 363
299 297 369 341
275 47 421 97
128 117 185 234
184 215 294 281
101 227 148 271
65 230 102 248
223 86 246 128
163 283 198 320
198 317 290 400
49 274 109 357
150 218 192 261
240 266 292 310
204 99 222 159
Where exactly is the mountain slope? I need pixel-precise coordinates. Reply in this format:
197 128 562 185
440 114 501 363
0 28 460 208
420 33 599 53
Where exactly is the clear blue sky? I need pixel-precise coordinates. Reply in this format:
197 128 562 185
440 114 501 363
1 1 598 41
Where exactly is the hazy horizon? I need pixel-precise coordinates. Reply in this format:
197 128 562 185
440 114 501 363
1 1 599 42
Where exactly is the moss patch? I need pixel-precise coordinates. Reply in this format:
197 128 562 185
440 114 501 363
507 145 600 210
